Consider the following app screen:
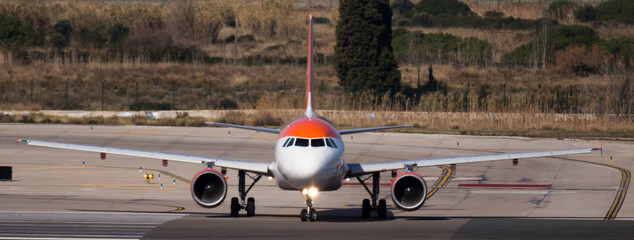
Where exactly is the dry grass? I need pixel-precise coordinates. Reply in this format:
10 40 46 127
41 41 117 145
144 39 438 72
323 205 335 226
467 1 547 20
596 25 634 40
2 110 631 140
0 62 629 115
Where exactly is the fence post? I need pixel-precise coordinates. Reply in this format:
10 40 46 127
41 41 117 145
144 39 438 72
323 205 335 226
208 80 212 109
30 80 33 104
65 80 69 110
171 82 175 110
101 81 104 111
135 81 139 106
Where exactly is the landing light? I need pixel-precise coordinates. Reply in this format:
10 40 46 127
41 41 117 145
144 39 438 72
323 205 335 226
308 187 318 198
301 187 319 198
268 176 273 180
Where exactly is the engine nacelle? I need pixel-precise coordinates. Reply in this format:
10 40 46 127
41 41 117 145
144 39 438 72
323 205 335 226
191 169 227 208
391 172 428 211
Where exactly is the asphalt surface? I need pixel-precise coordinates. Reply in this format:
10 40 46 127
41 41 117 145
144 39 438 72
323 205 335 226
0 124 632 239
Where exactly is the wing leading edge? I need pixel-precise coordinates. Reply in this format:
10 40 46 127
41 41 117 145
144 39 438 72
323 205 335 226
339 125 413 135
19 139 270 175
346 147 600 177
205 122 280 134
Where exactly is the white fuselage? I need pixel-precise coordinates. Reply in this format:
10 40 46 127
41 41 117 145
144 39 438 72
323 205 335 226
271 136 347 191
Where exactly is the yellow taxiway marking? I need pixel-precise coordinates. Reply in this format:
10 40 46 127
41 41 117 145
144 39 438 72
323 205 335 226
20 166 97 170
604 167 630 220
108 130 163 134
369 141 440 145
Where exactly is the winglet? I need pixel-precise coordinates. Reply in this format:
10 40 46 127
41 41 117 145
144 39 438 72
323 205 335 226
304 14 315 118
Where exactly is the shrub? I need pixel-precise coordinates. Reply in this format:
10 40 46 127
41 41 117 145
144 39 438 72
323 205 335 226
599 36 634 67
484 11 505 18
395 18 412 27
411 13 433 27
51 20 71 49
502 44 533 66
219 98 238 109
391 0 415 17
107 23 129 48
596 0 634 24
460 37 492 65
79 26 107 48
503 24 600 67
0 14 41 47
313 17 331 25
555 45 613 75
415 0 473 17
547 24 599 52
392 28 491 65
574 5 598 22
548 1 578 20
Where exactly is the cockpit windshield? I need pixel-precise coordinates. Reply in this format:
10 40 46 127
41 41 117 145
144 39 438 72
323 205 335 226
282 137 338 148
295 138 309 147
311 139 325 147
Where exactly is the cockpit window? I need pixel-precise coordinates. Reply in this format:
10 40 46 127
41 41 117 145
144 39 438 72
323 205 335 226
311 138 325 147
325 138 334 148
295 138 309 147
327 138 338 148
283 138 294 147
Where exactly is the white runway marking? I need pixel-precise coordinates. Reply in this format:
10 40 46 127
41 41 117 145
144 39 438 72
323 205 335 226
0 211 185 239
470 190 550 194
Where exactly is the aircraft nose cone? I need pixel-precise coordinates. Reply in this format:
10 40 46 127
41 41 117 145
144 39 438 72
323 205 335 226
278 151 337 189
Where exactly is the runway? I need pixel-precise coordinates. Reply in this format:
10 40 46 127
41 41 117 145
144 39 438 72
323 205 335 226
0 124 632 239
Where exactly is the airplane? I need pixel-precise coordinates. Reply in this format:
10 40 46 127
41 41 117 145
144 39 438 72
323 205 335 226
17 15 600 222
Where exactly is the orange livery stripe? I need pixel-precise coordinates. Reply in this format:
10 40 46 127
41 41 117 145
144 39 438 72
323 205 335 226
279 117 340 139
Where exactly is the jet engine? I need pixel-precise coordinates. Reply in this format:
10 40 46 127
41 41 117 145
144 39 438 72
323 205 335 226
391 172 427 211
191 169 227 208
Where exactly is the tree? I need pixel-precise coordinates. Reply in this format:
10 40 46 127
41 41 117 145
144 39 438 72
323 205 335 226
415 0 473 17
391 0 415 17
107 23 129 49
51 20 72 49
335 0 401 95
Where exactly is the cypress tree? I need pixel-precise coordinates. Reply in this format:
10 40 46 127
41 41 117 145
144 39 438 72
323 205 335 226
335 0 401 95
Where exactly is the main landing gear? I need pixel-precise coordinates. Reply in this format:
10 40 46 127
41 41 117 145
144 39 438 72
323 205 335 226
357 172 387 218
230 170 261 217
300 197 317 222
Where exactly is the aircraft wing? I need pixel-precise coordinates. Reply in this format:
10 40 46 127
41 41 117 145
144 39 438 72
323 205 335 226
339 125 413 135
18 139 270 175
205 122 280 134
345 148 600 177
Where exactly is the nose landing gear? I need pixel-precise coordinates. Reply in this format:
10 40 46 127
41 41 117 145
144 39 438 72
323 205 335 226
300 197 317 222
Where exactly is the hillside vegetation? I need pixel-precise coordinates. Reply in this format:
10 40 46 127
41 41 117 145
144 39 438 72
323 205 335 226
0 0 631 127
